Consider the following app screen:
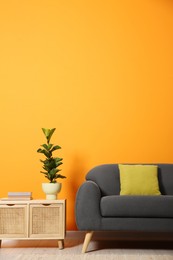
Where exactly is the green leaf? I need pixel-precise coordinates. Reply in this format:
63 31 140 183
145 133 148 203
56 174 66 179
43 165 49 171
40 158 50 164
55 161 63 167
42 128 56 144
41 144 53 151
37 148 43 153
54 157 63 162
49 168 58 175
42 128 50 138
50 145 61 152
37 148 51 158
40 171 48 175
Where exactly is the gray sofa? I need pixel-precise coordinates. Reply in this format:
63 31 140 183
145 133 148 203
75 164 173 253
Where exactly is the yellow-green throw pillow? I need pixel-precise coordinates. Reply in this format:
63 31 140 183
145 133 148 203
118 164 161 195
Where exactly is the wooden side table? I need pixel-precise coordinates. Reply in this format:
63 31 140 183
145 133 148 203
0 199 66 249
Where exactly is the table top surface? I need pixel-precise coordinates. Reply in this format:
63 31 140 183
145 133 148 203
0 199 66 204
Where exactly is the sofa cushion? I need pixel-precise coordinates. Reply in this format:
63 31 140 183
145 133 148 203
100 195 173 217
118 164 161 195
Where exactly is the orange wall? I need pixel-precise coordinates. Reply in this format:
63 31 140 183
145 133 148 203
0 0 173 230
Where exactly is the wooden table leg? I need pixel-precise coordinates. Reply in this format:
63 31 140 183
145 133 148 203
58 239 64 249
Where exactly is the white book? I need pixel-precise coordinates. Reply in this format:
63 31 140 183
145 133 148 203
8 192 32 196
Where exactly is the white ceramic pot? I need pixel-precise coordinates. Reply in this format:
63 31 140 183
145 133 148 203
42 182 62 200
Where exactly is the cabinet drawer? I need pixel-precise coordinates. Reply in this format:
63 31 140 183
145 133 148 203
29 203 65 238
0 204 28 238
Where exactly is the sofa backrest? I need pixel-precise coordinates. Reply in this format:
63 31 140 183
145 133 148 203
86 164 173 196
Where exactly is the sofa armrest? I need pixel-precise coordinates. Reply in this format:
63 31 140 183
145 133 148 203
75 181 102 230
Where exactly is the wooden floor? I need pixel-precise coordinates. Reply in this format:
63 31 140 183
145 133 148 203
0 232 173 260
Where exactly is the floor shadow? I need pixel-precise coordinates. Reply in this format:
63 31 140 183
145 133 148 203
88 240 173 252
2 238 83 248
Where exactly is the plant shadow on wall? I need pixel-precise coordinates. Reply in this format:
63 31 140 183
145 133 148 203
37 128 66 200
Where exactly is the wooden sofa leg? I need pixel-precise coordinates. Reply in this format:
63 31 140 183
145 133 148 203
82 231 94 253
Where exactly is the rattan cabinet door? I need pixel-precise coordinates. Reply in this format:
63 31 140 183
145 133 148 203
0 204 28 238
29 203 65 238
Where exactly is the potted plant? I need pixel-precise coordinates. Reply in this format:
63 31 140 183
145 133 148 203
37 128 66 200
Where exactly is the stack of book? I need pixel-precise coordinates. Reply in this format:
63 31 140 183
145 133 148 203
1 192 32 201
